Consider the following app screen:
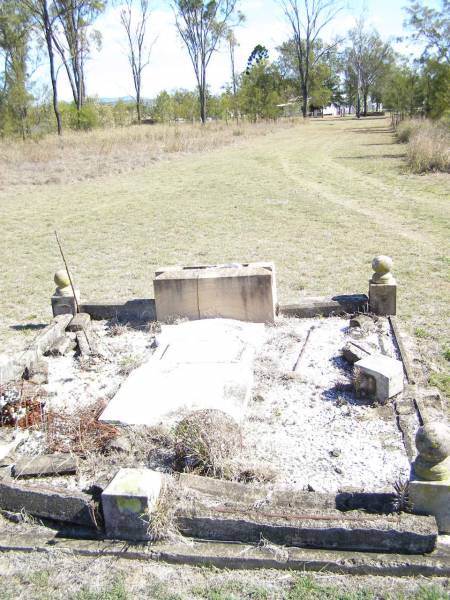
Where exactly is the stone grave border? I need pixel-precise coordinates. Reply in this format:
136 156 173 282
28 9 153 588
0 257 449 572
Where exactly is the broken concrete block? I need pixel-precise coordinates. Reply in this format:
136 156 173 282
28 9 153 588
349 314 376 331
102 468 163 540
24 359 48 385
12 454 77 478
342 341 374 364
49 335 77 357
354 354 404 403
410 479 450 534
154 264 276 323
67 312 91 332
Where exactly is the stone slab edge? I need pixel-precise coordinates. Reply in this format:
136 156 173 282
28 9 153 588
0 315 72 385
79 299 156 322
0 480 99 528
0 532 449 577
279 294 368 318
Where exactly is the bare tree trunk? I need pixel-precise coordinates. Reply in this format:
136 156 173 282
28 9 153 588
42 0 62 135
363 92 368 116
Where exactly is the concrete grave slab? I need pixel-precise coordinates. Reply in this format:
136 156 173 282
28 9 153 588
99 319 265 426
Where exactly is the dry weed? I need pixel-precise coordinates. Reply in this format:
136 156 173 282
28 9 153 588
173 409 241 478
0 120 294 187
46 398 118 455
407 122 450 173
146 476 183 542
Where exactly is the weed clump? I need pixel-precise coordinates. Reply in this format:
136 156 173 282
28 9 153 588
397 119 450 173
173 409 241 477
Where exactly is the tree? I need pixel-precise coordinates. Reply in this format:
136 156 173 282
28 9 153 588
52 0 105 112
226 28 239 122
239 56 282 121
404 0 449 64
22 0 63 134
172 0 241 124
279 0 343 117
120 0 153 123
278 38 340 111
0 0 32 138
345 20 392 116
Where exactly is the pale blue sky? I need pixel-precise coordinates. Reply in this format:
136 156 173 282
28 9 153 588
42 0 435 101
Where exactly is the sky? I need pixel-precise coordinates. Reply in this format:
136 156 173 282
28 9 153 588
38 0 432 102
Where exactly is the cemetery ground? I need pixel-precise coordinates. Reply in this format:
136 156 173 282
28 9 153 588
1 115 449 398
0 116 449 599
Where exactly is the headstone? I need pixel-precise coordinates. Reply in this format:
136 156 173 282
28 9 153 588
154 263 276 323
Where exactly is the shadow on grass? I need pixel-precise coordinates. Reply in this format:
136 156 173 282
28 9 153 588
9 323 47 332
336 153 406 160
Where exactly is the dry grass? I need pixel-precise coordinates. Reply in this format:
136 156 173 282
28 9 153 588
407 122 450 173
173 409 241 477
0 115 449 398
0 120 293 187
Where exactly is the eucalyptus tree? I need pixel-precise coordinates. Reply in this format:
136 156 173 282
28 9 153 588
0 0 32 137
52 0 106 112
279 0 344 117
172 0 242 123
120 0 153 123
21 0 62 134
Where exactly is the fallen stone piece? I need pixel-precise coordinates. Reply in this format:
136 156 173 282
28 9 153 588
342 341 374 364
49 335 77 357
102 468 163 540
354 354 404 404
349 314 376 330
0 480 98 527
103 435 132 454
24 359 48 385
67 312 91 333
0 315 71 385
12 454 77 478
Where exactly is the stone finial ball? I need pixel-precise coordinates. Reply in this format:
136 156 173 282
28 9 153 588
372 255 393 275
54 269 70 288
416 422 450 463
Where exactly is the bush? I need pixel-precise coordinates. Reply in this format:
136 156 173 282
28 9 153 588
396 118 423 143
407 121 450 173
173 409 241 477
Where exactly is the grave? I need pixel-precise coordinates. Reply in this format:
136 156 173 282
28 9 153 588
0 253 448 565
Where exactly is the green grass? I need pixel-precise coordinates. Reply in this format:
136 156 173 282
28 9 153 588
0 116 449 396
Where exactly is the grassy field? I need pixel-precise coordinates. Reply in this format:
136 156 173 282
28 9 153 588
0 116 449 394
0 542 449 599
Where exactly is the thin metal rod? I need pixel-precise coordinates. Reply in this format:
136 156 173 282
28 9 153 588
54 230 79 314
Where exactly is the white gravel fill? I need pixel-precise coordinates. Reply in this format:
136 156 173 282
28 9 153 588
243 317 410 492
38 315 410 493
